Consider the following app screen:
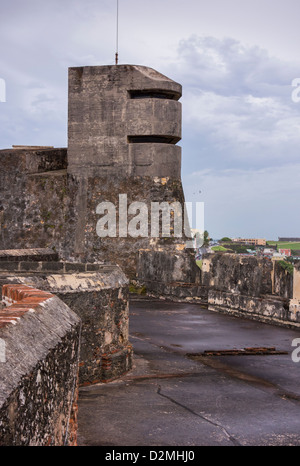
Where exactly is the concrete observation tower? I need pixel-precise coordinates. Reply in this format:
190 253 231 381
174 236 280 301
66 64 199 291
68 64 182 179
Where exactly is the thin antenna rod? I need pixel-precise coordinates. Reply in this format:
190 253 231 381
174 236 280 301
115 0 119 65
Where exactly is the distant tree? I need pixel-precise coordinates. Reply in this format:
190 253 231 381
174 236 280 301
203 230 210 246
220 237 232 242
235 246 249 254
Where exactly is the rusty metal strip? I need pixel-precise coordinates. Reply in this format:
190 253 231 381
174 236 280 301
187 347 288 357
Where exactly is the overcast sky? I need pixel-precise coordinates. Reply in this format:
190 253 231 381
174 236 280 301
1 0 300 240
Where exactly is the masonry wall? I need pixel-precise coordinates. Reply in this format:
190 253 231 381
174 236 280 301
0 136 192 283
202 254 300 328
136 246 205 302
47 267 132 385
0 148 68 256
66 174 191 278
0 261 132 385
0 66 195 285
0 284 81 446
65 64 196 281
202 253 273 295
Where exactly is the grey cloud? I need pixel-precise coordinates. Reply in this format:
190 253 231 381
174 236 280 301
173 35 299 98
165 35 300 173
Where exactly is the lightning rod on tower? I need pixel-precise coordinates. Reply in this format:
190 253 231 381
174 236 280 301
115 0 119 65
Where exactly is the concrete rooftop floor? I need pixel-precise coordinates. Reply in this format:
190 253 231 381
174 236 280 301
77 299 300 447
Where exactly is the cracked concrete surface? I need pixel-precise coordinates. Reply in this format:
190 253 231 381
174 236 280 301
78 300 300 446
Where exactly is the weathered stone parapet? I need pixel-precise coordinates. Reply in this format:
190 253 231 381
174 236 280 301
201 253 273 296
0 260 114 276
0 284 81 446
136 246 204 303
0 264 132 385
203 253 300 328
0 147 67 175
208 289 299 328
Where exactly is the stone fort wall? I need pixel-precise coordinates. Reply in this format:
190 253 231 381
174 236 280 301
0 284 81 446
1 64 299 446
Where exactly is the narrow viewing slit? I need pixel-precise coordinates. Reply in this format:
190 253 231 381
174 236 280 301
129 90 181 101
128 135 181 144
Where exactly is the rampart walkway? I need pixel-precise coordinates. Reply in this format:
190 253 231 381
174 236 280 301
78 299 300 446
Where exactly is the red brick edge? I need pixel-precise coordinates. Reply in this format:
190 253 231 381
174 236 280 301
0 284 54 329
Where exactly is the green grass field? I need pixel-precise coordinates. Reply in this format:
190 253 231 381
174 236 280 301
211 245 229 252
267 241 300 250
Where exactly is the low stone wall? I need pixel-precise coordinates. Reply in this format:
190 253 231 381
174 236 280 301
136 246 206 303
0 284 81 446
136 248 300 327
0 263 132 385
207 289 298 327
203 254 300 328
201 253 273 296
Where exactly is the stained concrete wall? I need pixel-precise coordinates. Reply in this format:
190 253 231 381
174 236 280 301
0 284 81 446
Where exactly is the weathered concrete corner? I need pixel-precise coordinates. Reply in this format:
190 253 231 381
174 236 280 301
0 285 81 446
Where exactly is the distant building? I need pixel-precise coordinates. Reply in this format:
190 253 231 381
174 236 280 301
272 253 286 260
278 238 300 242
263 248 273 255
278 249 291 257
232 238 266 246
